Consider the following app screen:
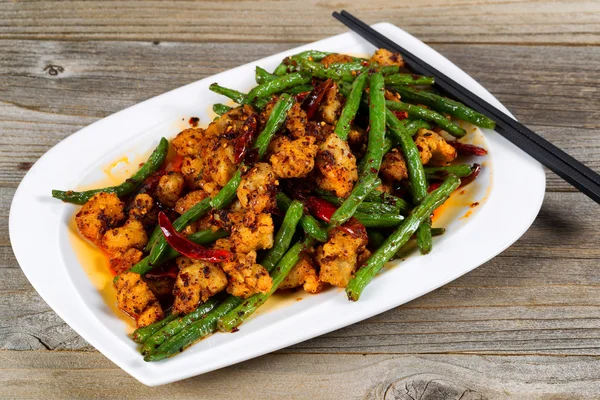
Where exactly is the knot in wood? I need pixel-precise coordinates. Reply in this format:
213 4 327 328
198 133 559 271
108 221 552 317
383 373 487 400
43 64 64 76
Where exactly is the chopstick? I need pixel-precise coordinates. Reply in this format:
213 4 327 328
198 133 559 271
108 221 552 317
333 10 600 205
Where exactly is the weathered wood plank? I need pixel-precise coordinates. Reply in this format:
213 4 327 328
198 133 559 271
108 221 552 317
0 0 598 45
0 40 598 191
2 351 600 398
3 190 600 356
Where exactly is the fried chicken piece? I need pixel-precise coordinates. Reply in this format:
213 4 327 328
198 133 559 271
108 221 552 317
315 133 358 198
414 129 457 166
198 137 237 196
279 253 325 294
369 48 405 68
205 104 256 138
269 135 318 179
237 162 278 213
286 102 308 139
172 257 228 315
347 127 367 157
75 192 125 245
127 193 154 221
180 156 204 189
220 250 272 298
229 211 274 254
316 227 368 288
174 190 209 215
101 218 148 254
109 248 144 275
114 272 164 327
320 53 355 67
380 148 408 182
171 127 206 158
318 82 342 125
156 172 185 208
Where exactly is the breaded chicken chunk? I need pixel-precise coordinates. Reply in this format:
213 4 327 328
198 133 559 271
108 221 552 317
156 172 185 208
318 82 342 125
128 193 154 221
369 48 405 68
171 127 206 158
220 250 272 298
316 227 368 288
205 104 255 139
269 136 318 179
198 137 237 196
172 257 228 315
315 133 358 198
114 271 164 327
76 192 125 245
380 148 409 182
102 218 148 254
180 156 204 189
237 163 278 213
285 102 308 139
109 248 143 275
414 129 457 166
175 190 209 215
320 53 355 67
279 253 325 294
229 211 274 254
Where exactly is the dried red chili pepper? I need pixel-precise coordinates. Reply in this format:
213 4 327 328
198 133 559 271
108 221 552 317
460 163 481 187
234 113 259 163
302 78 334 120
305 196 366 238
157 212 234 262
427 182 442 193
294 91 311 103
451 142 488 156
393 110 409 120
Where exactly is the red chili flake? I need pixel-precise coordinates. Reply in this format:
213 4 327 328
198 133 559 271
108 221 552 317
302 78 334 120
234 113 258 163
157 212 234 262
451 142 488 156
460 163 481 187
188 117 200 127
393 111 409 120
305 197 366 238
361 60 370 67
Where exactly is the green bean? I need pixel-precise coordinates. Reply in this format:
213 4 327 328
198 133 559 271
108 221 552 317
260 200 304 271
209 83 247 105
320 196 400 215
416 217 433 254
144 295 243 362
330 72 386 226
431 227 446 236
291 50 332 61
404 119 431 136
386 100 466 138
217 238 314 332
287 84 313 95
255 66 277 84
386 108 431 255
131 314 179 344
425 164 474 179
295 58 364 82
354 212 405 228
391 86 496 129
246 72 311 103
276 192 329 242
346 175 461 301
385 73 435 86
367 229 386 249
51 138 169 205
148 95 294 265
273 62 291 76
213 103 232 116
140 295 222 355
378 65 400 75
364 191 410 215
334 71 368 140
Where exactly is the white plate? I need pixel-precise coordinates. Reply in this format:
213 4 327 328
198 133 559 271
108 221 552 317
9 23 545 386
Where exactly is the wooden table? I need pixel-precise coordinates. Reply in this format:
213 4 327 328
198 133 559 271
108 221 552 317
1 1 599 398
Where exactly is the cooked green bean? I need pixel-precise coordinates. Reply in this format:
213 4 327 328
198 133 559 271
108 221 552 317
386 100 466 138
217 238 314 332
391 86 496 129
404 119 431 136
287 84 314 94
364 191 410 215
354 212 405 228
51 138 169 205
132 314 179 344
295 58 364 82
431 227 446 236
255 66 277 84
367 229 386 249
209 83 247 104
378 65 400 75
276 192 329 242
246 72 311 103
346 175 461 301
273 62 291 76
260 200 304 271
144 295 242 362
416 217 433 254
425 164 474 179
334 71 368 140
385 73 434 86
213 103 232 116
252 93 294 157
320 196 400 215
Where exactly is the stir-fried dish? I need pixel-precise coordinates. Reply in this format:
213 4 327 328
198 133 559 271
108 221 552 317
52 48 494 361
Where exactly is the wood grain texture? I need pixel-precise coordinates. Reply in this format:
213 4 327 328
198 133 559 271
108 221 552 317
2 0 600 396
0 0 598 45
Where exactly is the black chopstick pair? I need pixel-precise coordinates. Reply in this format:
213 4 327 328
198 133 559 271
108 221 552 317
333 10 600 205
